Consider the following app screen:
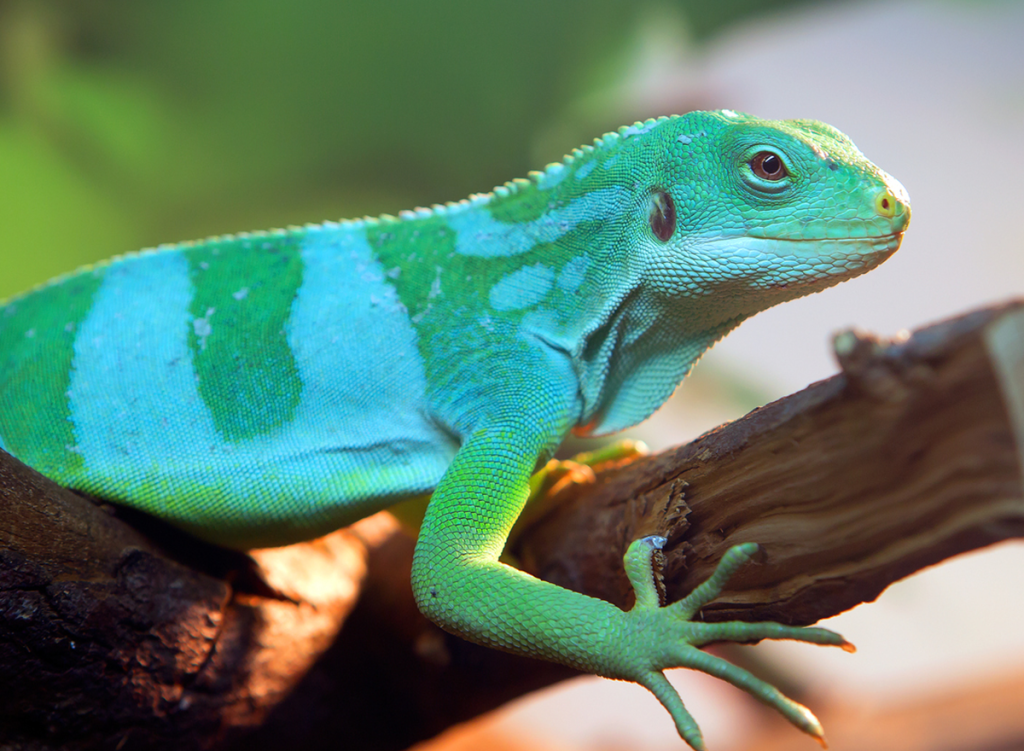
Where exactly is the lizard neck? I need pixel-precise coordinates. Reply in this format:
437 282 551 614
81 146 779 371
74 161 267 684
571 280 747 436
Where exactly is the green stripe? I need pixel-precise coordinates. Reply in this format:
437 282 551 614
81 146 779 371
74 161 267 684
0 269 106 475
488 182 553 225
185 235 303 442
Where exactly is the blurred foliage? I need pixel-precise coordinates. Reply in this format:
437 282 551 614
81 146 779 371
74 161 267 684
0 0 816 299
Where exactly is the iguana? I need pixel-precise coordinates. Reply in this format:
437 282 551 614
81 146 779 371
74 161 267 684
0 110 910 749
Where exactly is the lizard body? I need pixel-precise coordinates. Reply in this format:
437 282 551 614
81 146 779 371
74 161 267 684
0 110 909 748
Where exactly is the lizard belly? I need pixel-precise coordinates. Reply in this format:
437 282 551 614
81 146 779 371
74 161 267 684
0 227 457 548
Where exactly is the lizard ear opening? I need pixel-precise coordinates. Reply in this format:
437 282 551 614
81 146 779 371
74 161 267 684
648 190 676 243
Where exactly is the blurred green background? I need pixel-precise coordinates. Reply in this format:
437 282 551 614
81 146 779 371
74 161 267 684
0 0 814 300
3 3 1024 750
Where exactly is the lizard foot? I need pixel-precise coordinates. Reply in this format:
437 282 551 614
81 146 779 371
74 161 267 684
620 537 853 751
529 439 649 501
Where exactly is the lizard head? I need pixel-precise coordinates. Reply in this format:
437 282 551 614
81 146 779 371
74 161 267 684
560 110 910 435
625 110 910 316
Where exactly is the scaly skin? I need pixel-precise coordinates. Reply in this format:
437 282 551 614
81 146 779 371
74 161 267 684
0 111 909 747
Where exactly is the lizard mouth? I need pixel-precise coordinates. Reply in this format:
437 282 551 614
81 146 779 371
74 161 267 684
845 232 905 255
766 231 904 245
757 231 905 258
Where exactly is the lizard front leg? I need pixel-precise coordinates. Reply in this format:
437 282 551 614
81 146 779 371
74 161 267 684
410 411 850 750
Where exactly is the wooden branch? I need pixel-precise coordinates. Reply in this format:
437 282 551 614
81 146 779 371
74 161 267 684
0 458 567 751
1 300 1021 750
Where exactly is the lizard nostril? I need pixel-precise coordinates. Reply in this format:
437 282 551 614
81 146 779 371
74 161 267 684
875 190 897 218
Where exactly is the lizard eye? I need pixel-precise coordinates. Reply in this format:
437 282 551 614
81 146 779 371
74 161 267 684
648 190 676 242
750 151 788 181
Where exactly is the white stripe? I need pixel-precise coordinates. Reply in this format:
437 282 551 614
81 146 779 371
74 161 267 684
449 187 629 258
261 224 456 503
68 251 224 477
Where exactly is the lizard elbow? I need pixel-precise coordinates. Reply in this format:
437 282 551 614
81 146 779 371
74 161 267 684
410 563 473 637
